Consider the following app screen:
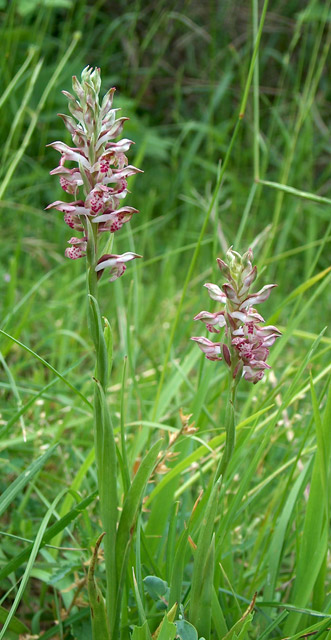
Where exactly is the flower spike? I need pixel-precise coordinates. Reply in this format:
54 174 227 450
47 67 142 281
192 248 281 384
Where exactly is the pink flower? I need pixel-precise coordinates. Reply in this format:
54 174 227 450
95 252 142 282
190 337 222 361
46 66 142 278
64 236 87 260
193 310 226 333
92 206 138 233
192 248 281 384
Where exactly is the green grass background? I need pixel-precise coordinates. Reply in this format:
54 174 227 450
0 0 330 638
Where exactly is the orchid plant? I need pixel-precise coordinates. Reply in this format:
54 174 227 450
47 67 163 640
192 248 281 479
46 69 281 640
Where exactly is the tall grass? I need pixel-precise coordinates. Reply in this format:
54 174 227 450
0 1 330 639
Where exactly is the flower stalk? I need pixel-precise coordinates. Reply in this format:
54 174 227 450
192 247 281 479
47 67 142 639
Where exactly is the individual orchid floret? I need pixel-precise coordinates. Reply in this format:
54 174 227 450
95 252 142 282
46 66 142 281
65 236 87 260
193 310 226 333
190 337 222 361
191 248 281 384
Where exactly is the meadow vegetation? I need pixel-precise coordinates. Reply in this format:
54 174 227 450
0 1 330 639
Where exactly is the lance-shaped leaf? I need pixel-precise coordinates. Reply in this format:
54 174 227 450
88 533 111 640
189 480 220 631
0 490 98 582
131 621 153 640
0 489 67 640
0 444 57 517
93 380 118 629
0 606 29 635
115 439 164 583
221 593 256 640
153 603 178 640
192 534 215 640
88 294 109 389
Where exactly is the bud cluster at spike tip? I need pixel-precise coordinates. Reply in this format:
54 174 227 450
191 248 281 384
46 66 142 280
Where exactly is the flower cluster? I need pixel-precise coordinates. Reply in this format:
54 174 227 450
46 66 141 280
191 248 281 383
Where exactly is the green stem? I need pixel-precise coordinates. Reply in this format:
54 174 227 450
86 227 118 639
214 378 237 482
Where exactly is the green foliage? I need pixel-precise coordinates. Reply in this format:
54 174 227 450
87 533 111 640
0 0 330 638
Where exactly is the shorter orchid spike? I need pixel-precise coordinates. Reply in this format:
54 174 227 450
191 247 281 384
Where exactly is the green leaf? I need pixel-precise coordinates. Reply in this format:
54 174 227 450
116 438 163 581
88 295 109 388
284 379 331 635
221 594 256 640
168 527 189 608
0 605 29 634
192 535 215 640
268 268 331 324
155 615 177 640
0 489 67 639
0 444 57 517
0 490 97 582
189 481 220 631
211 586 228 637
0 329 92 408
143 576 168 601
131 620 153 640
258 179 331 205
263 459 312 606
87 533 111 640
70 619 92 640
175 619 198 640
103 315 113 377
93 381 117 634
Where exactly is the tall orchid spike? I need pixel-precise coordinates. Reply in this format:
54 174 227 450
46 67 142 279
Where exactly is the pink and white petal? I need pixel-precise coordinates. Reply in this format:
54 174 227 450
100 87 116 118
257 324 282 337
240 284 277 309
190 336 222 361
46 200 77 213
96 118 129 149
104 166 143 182
95 252 142 272
65 246 85 259
193 310 226 331
204 283 227 303
92 206 138 223
105 138 134 153
63 213 84 231
238 265 257 295
243 366 265 384
47 141 90 168
57 113 79 136
108 263 127 281
64 236 87 260
222 283 241 304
